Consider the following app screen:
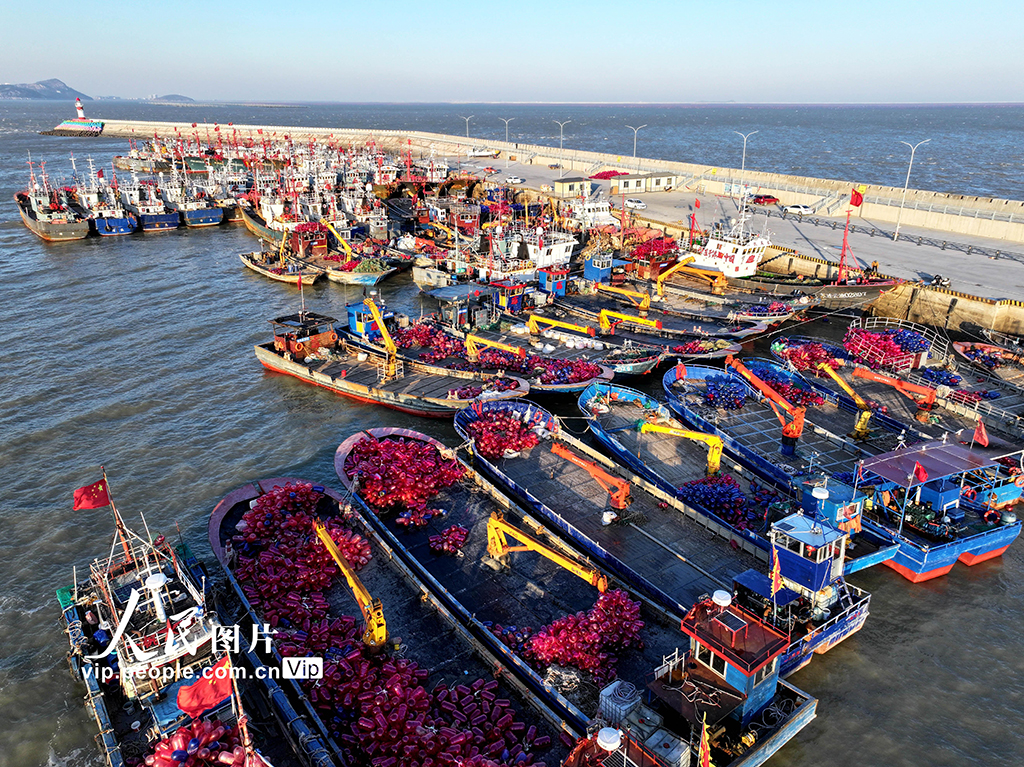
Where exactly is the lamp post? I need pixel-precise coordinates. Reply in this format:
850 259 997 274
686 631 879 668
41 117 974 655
458 115 474 139
733 130 758 202
500 117 514 168
626 124 647 171
554 119 571 178
893 138 930 242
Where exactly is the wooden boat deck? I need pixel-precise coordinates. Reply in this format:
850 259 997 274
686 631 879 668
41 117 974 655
469 327 655 366
554 295 754 338
308 355 473 397
495 439 761 605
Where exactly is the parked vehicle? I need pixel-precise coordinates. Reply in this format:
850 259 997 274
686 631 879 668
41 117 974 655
783 204 813 215
505 175 525 184
750 194 780 205
624 198 647 209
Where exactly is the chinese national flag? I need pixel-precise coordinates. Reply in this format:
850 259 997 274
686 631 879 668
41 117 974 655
695 199 701 209
177 656 232 718
974 419 989 447
73 480 110 510
297 272 302 291
96 168 104 179
850 189 864 207
697 713 713 767
913 461 929 483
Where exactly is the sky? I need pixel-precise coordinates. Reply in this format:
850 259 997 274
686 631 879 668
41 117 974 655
4 0 1023 103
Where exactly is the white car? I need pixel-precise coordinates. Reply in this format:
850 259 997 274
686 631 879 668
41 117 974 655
505 176 524 184
783 204 813 215
624 198 647 210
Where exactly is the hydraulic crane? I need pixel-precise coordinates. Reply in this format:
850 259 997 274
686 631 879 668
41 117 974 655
526 314 596 337
594 284 651 316
852 367 938 422
465 334 527 364
637 422 723 476
314 521 387 651
363 295 399 379
485 512 609 592
320 218 355 260
726 355 805 456
655 256 729 297
551 442 633 509
597 309 662 335
817 362 874 441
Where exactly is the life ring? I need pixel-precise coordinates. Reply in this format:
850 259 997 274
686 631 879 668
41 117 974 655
961 486 977 501
326 331 338 344
1015 475 1024 488
984 509 1000 524
294 341 305 354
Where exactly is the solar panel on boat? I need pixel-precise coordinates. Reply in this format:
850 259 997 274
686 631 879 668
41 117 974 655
715 612 748 633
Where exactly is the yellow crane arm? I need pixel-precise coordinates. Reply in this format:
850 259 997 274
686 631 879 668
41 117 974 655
321 218 354 260
818 362 873 440
595 284 651 315
314 521 387 649
465 334 527 363
527 314 596 337
486 513 608 592
656 256 729 297
598 309 663 333
363 297 398 378
638 422 722 475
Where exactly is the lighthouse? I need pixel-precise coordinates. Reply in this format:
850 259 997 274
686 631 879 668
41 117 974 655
76 98 85 119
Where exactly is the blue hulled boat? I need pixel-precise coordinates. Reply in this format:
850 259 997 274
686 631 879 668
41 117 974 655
663 362 1022 582
120 176 179 232
577 381 873 676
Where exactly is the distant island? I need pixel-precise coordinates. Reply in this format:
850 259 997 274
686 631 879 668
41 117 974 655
152 94 195 103
0 78 91 100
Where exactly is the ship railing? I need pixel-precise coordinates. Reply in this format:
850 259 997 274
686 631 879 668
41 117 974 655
786 584 870 656
850 316 952 369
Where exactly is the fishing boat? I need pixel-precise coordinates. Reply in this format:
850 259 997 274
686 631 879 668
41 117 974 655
67 158 137 236
338 426 818 767
727 211 900 311
239 202 285 244
158 173 224 227
341 308 617 395
284 222 399 286
953 341 1024 392
240 251 325 285
56 472 223 767
15 161 91 241
662 362 1023 582
684 206 770 279
120 176 180 232
255 310 529 418
577 381 875 668
210 475 571 767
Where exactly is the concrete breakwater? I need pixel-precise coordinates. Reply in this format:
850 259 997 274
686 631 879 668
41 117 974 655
88 118 1024 244
66 118 1024 335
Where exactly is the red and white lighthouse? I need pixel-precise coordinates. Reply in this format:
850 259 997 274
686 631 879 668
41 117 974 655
75 98 85 118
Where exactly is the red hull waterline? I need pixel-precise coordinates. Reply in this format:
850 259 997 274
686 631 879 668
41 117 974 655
958 545 1011 566
883 559 955 583
258 360 452 419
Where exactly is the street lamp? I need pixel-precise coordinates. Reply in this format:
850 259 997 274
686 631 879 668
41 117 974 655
733 130 758 203
626 124 647 169
893 138 930 242
500 117 514 168
554 120 571 178
458 115 474 139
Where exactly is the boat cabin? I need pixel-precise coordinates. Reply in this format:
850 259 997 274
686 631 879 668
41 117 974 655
345 303 394 342
270 312 339 357
583 253 630 284
290 222 329 257
537 268 570 297
491 280 527 314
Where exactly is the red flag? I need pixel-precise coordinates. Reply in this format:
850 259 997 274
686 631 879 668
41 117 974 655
850 188 864 207
694 199 701 209
913 461 928 483
973 419 989 447
177 656 232 718
770 544 783 596
697 713 713 767
73 480 111 510
96 168 104 179
297 272 302 291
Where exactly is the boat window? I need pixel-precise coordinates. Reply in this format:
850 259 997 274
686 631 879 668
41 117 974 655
753 658 776 687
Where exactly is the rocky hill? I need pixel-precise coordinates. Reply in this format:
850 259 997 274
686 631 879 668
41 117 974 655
0 79 91 100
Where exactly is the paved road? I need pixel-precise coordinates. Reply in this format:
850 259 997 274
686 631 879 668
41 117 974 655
448 157 1024 302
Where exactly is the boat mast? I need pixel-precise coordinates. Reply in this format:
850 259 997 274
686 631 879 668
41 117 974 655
102 466 137 567
837 209 852 283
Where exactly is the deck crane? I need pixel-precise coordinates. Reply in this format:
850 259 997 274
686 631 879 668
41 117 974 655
314 521 388 651
594 284 651 316
817 362 874 441
852 367 938 422
726 355 806 456
598 309 662 335
655 256 729 297
320 218 354 260
526 314 596 337
363 295 399 379
464 334 527 364
636 423 724 476
485 512 609 592
551 442 632 510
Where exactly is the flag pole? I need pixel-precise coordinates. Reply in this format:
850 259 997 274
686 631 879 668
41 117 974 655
101 466 135 565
